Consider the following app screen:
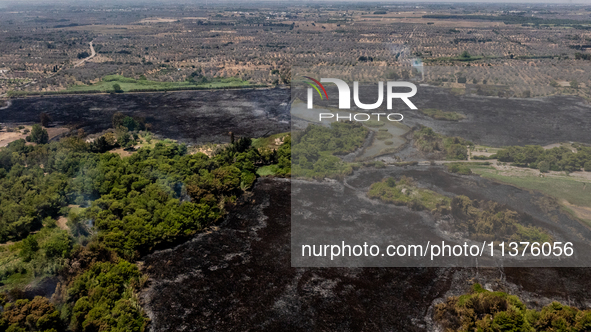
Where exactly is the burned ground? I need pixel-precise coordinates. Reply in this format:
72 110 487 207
140 178 453 332
4 88 591 330
0 88 290 144
6 85 591 147
409 87 591 147
140 177 591 331
294 85 591 147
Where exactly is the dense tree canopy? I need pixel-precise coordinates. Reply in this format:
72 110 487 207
66 260 145 332
0 295 62 332
494 144 591 172
413 126 473 160
291 121 367 179
0 123 291 331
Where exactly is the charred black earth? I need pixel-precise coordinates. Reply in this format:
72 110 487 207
140 178 453 331
294 85 591 147
140 178 591 332
0 88 290 144
408 86 591 146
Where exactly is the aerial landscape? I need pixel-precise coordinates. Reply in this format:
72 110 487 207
0 1 591 331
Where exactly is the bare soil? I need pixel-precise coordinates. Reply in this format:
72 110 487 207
0 125 69 147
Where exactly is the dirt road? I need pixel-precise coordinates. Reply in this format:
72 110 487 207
74 41 96 68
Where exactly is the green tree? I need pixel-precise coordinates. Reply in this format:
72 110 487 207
112 112 126 128
43 230 72 259
67 261 146 332
121 117 140 132
585 161 591 172
538 160 550 173
116 129 133 148
29 124 49 144
113 83 123 93
1 296 61 331
19 234 39 262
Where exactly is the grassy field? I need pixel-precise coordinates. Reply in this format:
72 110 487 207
256 165 279 176
67 74 251 93
471 166 591 208
251 132 289 150
368 177 451 211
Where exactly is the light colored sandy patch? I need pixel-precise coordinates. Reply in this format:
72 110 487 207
210 30 237 33
567 171 591 181
56 216 70 231
0 128 28 147
556 80 571 87
138 17 179 23
0 125 70 148
273 137 285 146
47 127 70 140
110 148 134 157
562 200 591 223
193 147 215 157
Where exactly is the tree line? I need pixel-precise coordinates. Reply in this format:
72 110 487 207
493 144 591 173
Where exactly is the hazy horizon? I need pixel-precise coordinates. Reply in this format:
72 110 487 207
0 0 590 5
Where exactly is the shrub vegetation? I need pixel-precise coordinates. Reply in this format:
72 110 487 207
435 283 591 332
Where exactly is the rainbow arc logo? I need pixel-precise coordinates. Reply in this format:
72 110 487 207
304 76 329 100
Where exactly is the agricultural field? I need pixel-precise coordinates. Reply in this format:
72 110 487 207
471 165 591 224
1 2 591 99
66 74 251 93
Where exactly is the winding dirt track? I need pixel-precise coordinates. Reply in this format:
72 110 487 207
74 41 96 68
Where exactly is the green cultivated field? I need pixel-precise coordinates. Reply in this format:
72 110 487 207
472 166 591 208
67 74 251 93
